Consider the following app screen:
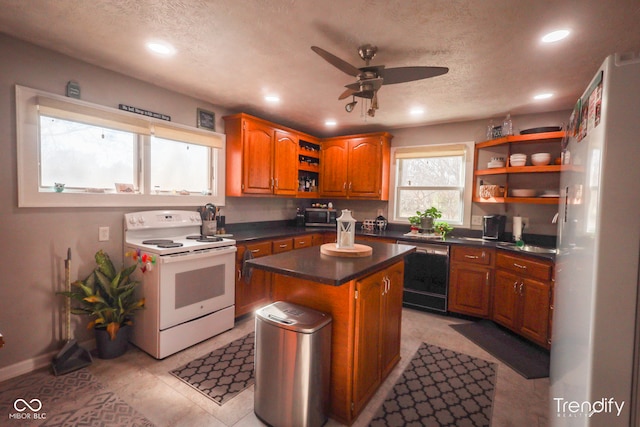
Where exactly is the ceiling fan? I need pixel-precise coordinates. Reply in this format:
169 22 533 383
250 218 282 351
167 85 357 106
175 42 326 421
311 44 449 116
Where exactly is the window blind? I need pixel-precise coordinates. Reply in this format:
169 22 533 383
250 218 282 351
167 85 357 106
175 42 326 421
37 96 151 135
394 143 467 160
153 123 223 148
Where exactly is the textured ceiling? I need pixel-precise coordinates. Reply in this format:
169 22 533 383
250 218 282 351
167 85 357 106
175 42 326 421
1 0 640 136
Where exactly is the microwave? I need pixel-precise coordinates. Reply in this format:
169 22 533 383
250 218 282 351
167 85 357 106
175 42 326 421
305 208 337 227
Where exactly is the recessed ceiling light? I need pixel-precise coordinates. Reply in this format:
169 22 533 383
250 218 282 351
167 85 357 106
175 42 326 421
534 93 554 100
264 95 280 103
146 41 176 56
410 108 425 116
541 29 570 43
325 120 337 126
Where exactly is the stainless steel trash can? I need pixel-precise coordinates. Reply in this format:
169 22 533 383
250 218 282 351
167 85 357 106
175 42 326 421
254 301 332 427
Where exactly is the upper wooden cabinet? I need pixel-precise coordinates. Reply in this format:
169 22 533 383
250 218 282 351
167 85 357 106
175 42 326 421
224 113 392 200
224 114 302 197
320 133 392 200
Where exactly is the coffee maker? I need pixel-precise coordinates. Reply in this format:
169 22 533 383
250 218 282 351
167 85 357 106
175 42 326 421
483 215 506 240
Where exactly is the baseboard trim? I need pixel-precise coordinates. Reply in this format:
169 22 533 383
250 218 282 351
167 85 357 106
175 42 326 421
0 339 95 383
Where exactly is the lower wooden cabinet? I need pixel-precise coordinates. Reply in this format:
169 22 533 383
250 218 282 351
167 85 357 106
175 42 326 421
493 251 553 348
235 242 272 317
448 246 495 317
352 261 403 416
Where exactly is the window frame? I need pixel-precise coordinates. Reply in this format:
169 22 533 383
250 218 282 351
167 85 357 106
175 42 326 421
389 142 475 227
16 85 226 208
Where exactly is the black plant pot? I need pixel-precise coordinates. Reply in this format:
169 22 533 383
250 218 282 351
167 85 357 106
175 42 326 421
95 325 130 359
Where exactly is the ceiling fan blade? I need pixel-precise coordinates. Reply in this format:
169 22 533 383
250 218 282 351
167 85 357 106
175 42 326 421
311 46 361 77
339 87 357 100
381 66 449 85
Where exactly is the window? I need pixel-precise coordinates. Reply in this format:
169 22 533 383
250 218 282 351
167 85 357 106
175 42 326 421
150 136 210 193
40 116 138 190
16 85 226 207
393 144 468 224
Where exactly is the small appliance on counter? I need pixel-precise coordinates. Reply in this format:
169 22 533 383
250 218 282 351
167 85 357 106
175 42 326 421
482 215 506 240
305 208 337 227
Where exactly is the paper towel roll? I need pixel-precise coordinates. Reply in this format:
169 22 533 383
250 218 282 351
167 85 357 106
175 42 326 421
513 216 522 241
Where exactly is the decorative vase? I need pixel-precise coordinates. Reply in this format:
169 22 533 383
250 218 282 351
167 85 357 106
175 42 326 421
95 325 130 359
420 217 434 232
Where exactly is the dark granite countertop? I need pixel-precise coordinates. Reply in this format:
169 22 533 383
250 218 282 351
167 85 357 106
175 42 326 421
226 221 556 261
245 241 416 286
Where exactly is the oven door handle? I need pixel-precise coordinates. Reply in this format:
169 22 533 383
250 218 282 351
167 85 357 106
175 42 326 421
159 246 237 263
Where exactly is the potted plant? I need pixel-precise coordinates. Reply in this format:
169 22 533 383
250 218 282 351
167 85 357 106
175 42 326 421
434 221 454 240
408 215 422 233
416 207 442 231
58 250 145 359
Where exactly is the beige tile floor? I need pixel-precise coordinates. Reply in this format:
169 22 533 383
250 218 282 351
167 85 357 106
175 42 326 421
87 308 549 427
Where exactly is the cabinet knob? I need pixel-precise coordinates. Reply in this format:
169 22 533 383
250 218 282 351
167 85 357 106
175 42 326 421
513 262 527 270
464 255 479 259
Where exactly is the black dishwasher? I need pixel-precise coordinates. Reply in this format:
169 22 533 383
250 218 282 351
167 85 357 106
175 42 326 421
397 240 449 313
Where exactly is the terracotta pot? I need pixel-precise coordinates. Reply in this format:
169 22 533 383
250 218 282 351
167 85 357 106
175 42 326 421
95 324 130 359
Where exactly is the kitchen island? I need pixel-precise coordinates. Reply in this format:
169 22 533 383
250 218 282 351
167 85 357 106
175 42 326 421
246 241 415 425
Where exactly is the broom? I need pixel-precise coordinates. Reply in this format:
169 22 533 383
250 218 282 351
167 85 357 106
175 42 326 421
52 248 92 375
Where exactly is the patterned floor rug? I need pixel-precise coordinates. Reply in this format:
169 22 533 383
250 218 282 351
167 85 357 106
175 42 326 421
0 368 154 427
170 332 255 406
369 343 497 427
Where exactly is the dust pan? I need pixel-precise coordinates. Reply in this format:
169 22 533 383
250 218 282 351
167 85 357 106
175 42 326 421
52 248 92 375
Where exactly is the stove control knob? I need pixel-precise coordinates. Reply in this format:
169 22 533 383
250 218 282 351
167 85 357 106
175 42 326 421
137 216 145 225
128 216 136 225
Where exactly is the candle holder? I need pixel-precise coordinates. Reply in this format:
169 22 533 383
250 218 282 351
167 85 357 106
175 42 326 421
336 209 356 249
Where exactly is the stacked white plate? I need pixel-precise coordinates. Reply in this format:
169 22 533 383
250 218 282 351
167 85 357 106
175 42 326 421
510 153 527 167
487 160 505 168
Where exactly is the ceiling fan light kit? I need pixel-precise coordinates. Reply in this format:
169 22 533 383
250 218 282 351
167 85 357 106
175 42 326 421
311 44 448 116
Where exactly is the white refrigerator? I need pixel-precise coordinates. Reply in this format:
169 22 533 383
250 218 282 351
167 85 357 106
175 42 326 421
550 52 640 426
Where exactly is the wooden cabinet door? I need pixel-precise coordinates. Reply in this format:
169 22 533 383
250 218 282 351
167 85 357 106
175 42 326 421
311 233 324 246
347 137 382 198
235 242 273 317
319 139 348 197
352 270 383 416
449 263 492 317
492 270 519 330
272 238 293 253
293 235 312 249
519 277 550 346
242 119 274 194
273 130 298 195
380 262 404 378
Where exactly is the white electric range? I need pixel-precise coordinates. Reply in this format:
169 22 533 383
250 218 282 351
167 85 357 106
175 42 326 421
124 210 236 359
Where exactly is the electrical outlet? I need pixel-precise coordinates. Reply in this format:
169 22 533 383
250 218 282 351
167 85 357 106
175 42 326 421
99 226 110 241
471 215 483 226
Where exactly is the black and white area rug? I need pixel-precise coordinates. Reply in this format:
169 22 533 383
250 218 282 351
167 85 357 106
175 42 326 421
170 332 255 405
0 368 154 427
370 343 497 427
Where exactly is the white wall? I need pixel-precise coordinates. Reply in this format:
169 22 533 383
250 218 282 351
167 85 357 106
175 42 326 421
0 33 568 377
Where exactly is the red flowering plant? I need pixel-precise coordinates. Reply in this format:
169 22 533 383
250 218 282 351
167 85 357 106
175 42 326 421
58 250 145 340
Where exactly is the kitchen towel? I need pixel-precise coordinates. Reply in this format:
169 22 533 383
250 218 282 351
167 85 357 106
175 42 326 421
242 247 254 282
513 216 522 241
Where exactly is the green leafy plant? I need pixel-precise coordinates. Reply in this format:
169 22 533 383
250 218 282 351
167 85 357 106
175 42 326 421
58 250 145 341
416 207 442 219
434 221 454 239
408 215 422 226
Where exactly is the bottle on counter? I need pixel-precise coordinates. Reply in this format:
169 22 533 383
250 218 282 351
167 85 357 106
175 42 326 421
486 120 495 140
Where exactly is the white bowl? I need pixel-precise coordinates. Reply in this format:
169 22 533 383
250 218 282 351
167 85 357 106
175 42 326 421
487 161 505 168
510 153 527 159
511 189 537 197
531 153 551 166
510 159 526 167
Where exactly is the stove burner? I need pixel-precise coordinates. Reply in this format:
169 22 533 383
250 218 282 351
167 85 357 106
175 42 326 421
142 239 174 245
186 235 223 242
156 242 184 248
197 236 223 242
